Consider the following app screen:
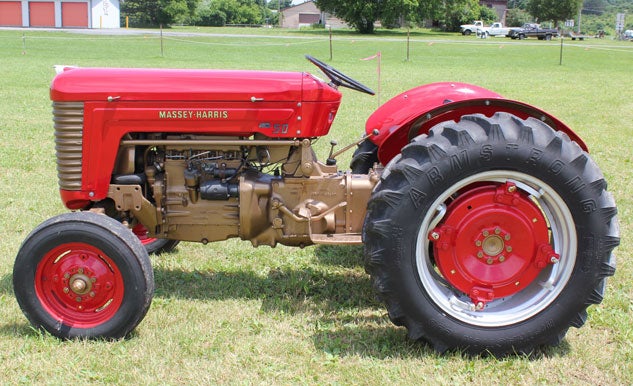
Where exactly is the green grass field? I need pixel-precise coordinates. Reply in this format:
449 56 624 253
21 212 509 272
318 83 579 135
0 27 631 384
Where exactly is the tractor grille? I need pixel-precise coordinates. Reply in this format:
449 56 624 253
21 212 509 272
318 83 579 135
53 102 84 191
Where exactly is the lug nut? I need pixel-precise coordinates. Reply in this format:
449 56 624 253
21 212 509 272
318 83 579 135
430 232 440 240
551 256 560 264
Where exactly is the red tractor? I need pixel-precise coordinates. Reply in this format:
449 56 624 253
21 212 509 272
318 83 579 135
14 56 619 355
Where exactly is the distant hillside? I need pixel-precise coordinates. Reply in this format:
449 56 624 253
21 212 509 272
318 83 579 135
580 0 632 35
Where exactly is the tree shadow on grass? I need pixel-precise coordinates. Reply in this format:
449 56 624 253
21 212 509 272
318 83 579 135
153 264 378 314
0 263 573 359
311 320 572 359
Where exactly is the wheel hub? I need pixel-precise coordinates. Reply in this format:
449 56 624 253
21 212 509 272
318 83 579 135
69 273 91 295
429 182 560 309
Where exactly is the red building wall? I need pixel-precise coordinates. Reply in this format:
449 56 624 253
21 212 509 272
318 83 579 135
0 2 22 26
29 2 55 27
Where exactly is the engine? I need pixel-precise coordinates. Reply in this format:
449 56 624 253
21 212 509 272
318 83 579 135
129 134 378 247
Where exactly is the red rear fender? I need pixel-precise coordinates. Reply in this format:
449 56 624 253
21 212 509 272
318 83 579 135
366 82 587 164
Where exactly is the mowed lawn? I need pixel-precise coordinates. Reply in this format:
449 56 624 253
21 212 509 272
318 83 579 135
0 27 631 384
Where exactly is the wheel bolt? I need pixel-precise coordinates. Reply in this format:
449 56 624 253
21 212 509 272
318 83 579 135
499 255 505 262
507 185 517 193
477 251 484 258
63 287 69 294
430 232 440 240
486 258 494 265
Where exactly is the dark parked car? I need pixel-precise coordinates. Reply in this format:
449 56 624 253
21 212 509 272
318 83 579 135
508 23 558 40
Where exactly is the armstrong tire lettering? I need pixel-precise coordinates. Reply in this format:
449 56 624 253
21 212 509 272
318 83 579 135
363 112 619 355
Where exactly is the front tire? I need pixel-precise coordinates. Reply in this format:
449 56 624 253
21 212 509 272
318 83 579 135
13 212 154 339
132 223 180 255
363 113 619 355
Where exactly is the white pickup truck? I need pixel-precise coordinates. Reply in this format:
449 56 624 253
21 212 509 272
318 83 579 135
460 21 485 36
487 22 511 37
460 21 511 37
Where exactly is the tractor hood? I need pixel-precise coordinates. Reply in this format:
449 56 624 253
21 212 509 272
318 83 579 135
50 67 341 103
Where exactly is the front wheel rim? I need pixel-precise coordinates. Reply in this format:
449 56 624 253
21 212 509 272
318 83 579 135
35 242 125 328
416 171 577 327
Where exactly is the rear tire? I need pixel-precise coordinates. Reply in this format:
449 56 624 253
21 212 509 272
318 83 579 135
13 212 154 339
363 113 619 355
350 139 379 174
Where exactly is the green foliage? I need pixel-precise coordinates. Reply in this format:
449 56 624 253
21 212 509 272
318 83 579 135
196 7 227 26
316 0 495 33
506 8 532 26
316 0 382 33
440 0 490 31
508 0 529 9
579 0 633 34
267 0 292 10
192 0 273 26
507 0 633 33
122 0 197 27
583 0 608 15
527 0 583 26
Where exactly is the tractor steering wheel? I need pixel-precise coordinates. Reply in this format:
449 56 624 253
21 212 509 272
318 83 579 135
305 55 375 96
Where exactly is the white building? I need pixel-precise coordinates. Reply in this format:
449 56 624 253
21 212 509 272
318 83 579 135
0 0 120 28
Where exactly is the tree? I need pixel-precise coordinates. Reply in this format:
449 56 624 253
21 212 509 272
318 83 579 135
582 0 607 15
315 0 382 33
121 0 196 26
527 0 583 27
267 0 292 10
506 8 532 26
193 0 269 26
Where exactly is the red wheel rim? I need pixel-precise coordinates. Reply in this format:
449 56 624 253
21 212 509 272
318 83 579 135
430 182 557 306
35 242 124 328
132 224 157 246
